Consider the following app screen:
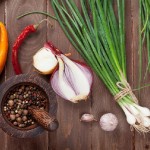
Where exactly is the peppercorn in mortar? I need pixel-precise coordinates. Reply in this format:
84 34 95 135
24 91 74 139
3 84 48 128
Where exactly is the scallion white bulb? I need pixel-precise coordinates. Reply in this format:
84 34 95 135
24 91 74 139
133 104 150 117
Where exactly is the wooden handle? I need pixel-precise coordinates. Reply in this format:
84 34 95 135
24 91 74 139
28 106 59 132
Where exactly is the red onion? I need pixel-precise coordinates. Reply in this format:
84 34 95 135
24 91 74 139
44 42 93 103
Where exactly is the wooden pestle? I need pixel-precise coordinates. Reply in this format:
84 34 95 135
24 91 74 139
28 106 59 132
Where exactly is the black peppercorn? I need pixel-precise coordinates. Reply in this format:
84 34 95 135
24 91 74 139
3 84 48 128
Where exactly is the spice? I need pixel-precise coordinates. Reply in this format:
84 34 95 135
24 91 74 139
12 25 37 75
8 100 14 107
10 114 16 121
0 22 8 74
12 20 52 75
3 84 48 128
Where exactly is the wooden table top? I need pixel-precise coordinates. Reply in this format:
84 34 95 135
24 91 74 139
0 0 149 150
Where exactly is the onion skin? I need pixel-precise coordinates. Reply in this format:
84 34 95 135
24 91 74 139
70 59 94 92
50 59 93 103
34 41 93 103
44 42 62 56
51 59 93 87
34 65 58 75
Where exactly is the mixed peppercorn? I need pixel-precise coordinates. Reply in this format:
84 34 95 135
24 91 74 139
3 84 48 128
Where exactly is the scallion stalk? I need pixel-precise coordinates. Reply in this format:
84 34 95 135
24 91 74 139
51 0 150 133
17 0 150 133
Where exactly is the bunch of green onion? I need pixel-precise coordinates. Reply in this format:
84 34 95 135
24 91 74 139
17 0 150 133
51 0 150 133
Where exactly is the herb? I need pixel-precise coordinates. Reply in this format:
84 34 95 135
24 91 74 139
12 19 52 75
51 0 150 132
16 0 150 133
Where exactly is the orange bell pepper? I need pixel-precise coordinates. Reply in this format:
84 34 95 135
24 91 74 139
0 22 8 74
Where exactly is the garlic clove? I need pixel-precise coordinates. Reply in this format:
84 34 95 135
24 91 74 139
80 114 97 122
99 113 118 131
33 47 58 75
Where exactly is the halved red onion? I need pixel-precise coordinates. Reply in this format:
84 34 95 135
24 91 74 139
33 41 93 103
51 55 93 103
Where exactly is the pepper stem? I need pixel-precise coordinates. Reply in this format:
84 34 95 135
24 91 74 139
34 19 53 30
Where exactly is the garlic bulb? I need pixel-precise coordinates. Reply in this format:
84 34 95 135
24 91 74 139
33 47 58 74
99 113 118 131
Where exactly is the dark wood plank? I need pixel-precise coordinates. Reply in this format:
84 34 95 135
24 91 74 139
47 1 92 150
1 0 148 149
0 1 8 150
133 0 150 149
4 0 48 149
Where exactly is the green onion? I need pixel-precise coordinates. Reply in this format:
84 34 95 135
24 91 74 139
51 0 150 133
17 11 57 20
17 0 150 133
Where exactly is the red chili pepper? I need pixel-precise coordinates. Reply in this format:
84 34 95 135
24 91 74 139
12 24 38 75
44 42 62 56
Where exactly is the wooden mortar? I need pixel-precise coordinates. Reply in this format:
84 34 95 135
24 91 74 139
0 74 58 138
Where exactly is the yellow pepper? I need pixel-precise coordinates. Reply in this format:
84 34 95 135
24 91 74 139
0 22 8 74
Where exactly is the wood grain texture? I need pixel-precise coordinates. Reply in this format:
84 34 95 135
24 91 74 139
47 1 92 150
133 0 150 149
0 1 8 150
4 0 48 149
0 0 149 149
